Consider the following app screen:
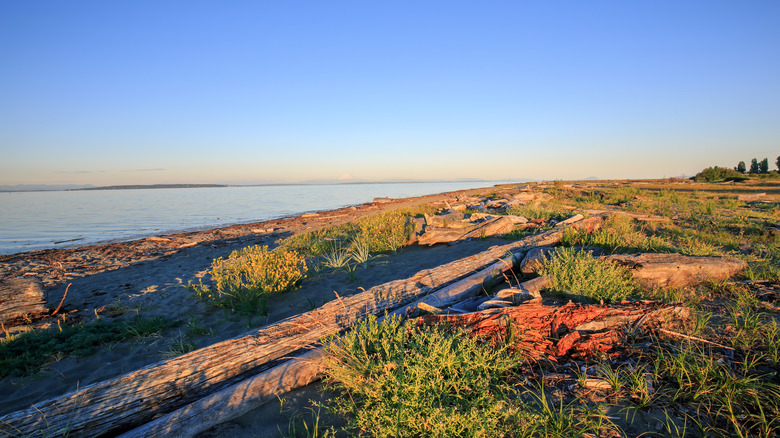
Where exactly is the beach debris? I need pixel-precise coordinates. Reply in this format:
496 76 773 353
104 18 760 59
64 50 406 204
519 246 556 275
555 213 584 226
476 299 514 311
0 277 48 328
512 191 554 204
737 192 766 202
145 237 170 242
415 302 444 315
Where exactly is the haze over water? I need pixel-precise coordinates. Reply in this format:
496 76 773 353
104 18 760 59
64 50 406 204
0 182 509 255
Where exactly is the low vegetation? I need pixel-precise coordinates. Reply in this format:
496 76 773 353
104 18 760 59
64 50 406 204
539 247 636 303
191 245 307 316
0 315 179 378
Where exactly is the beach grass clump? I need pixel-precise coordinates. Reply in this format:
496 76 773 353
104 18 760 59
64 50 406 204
650 343 780 436
353 211 414 253
282 209 418 260
322 314 526 437
0 315 179 378
196 245 307 315
539 247 636 303
561 214 676 254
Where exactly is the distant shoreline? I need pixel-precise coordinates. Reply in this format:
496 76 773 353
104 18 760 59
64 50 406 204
2 179 499 192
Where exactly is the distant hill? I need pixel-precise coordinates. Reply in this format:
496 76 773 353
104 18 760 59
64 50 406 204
0 184 95 192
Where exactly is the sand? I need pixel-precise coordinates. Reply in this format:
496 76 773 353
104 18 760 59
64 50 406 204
0 185 513 432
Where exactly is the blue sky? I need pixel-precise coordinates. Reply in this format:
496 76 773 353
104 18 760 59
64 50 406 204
1 1 778 185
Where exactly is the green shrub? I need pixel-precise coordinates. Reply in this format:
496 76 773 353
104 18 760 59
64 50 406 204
195 245 307 314
539 247 636 303
692 166 748 183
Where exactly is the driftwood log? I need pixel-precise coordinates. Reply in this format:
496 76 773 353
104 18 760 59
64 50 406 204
419 301 690 360
0 277 48 327
120 349 328 438
604 253 748 289
418 216 516 245
0 229 565 437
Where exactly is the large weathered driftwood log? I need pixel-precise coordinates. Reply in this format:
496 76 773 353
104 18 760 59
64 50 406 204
419 301 690 360
418 216 516 245
604 253 748 289
0 277 48 327
0 229 565 437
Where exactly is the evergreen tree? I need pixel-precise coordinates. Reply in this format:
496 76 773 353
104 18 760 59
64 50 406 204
749 158 759 174
735 161 746 173
759 158 769 174
776 156 780 172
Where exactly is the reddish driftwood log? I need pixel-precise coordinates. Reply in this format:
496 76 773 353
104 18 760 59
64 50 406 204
419 301 689 360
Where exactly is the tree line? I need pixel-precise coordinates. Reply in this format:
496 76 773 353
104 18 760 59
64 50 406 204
733 156 780 174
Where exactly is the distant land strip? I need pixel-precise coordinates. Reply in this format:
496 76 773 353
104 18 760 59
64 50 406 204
72 184 228 191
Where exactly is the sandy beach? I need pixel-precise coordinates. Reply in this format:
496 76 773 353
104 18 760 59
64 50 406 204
0 184 512 423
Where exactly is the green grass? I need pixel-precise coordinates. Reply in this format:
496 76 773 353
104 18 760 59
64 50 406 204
539 247 637 303
282 209 427 258
0 315 179 378
322 314 526 437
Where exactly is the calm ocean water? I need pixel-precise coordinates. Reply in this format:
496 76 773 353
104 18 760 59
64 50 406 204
0 182 511 255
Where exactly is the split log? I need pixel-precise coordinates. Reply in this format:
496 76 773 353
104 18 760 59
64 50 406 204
0 229 564 437
603 253 748 289
0 277 48 327
419 301 690 360
418 216 516 245
119 349 328 438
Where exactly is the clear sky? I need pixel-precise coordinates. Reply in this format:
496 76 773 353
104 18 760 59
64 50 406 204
1 1 778 186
